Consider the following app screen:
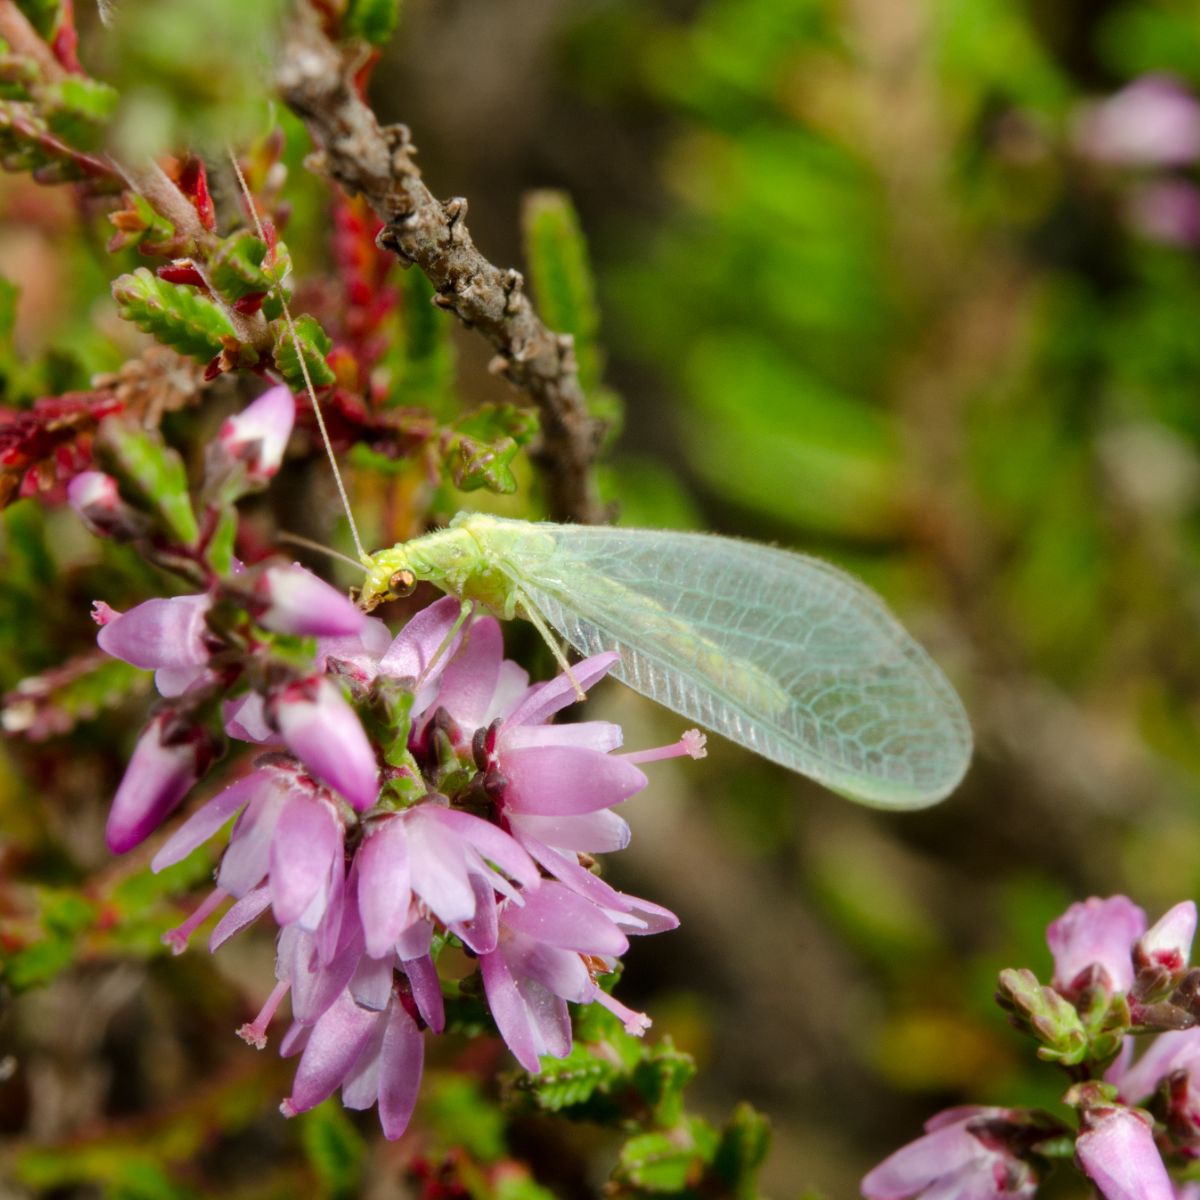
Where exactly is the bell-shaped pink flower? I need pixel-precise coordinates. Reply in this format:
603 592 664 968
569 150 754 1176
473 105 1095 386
1136 900 1197 978
1075 1104 1175 1200
255 564 365 638
1047 895 1147 996
479 882 651 1073
106 712 216 853
97 593 212 698
275 677 378 812
68 470 145 539
861 1107 1038 1200
216 385 295 482
280 984 424 1141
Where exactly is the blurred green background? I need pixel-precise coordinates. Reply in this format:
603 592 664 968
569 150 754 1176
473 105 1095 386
5 0 1200 1196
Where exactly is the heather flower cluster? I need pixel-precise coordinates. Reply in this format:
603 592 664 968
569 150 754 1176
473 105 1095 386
82 397 703 1137
862 894 1200 1200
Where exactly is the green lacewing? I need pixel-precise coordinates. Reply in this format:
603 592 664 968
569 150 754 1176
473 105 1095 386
356 512 972 809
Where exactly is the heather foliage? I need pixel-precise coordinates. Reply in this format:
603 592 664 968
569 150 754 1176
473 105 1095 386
2 1 1200 1198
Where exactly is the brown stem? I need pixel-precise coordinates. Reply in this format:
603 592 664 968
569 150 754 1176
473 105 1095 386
276 4 607 525
0 1 65 81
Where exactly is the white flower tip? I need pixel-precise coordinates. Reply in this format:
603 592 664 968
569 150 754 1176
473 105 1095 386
236 1023 268 1051
279 1098 298 1119
681 729 707 760
161 929 189 956
624 1012 652 1037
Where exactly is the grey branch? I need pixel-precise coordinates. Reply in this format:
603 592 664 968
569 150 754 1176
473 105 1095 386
277 5 606 525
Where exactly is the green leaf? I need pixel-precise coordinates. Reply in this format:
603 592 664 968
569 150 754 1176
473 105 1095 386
94 422 200 546
710 1104 771 1200
206 505 239 576
343 0 401 46
424 1077 506 1163
210 231 291 304
112 268 235 363
613 1121 716 1193
522 190 603 393
299 1101 367 1200
272 313 336 391
632 1042 696 1127
15 0 61 42
525 1041 622 1112
446 404 538 495
44 77 119 150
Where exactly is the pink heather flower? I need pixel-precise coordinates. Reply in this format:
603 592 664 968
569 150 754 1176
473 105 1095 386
1047 895 1147 996
279 984 424 1140
216 384 295 482
255 564 365 638
317 616 393 688
1110 1028 1200 1154
97 593 213 697
479 881 655 1073
860 1107 1037 1200
106 712 216 853
1075 1104 1175 1200
68 470 141 538
355 800 539 958
1076 76 1200 167
274 677 378 812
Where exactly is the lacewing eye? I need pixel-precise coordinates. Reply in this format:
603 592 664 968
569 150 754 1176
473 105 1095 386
389 569 417 598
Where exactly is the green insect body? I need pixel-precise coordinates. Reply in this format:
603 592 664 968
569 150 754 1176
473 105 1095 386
358 512 973 809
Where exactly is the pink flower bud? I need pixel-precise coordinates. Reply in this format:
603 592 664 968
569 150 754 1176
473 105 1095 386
274 678 378 812
68 471 142 538
1137 901 1197 978
1047 895 1147 996
106 712 216 854
256 564 365 638
1076 1105 1175 1200
217 385 295 482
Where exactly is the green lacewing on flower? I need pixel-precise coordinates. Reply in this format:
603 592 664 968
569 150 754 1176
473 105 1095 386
224 162 970 810
355 512 973 810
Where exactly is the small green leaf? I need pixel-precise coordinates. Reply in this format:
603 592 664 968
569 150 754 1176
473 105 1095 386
343 0 401 46
44 77 118 149
112 268 235 363
210 231 291 304
521 190 602 393
710 1104 771 1200
632 1042 696 1127
299 1101 367 1200
95 422 200 546
614 1123 714 1193
272 313 335 391
446 404 538 495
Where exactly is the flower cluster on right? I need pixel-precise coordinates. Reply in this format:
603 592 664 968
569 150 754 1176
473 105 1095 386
863 895 1200 1200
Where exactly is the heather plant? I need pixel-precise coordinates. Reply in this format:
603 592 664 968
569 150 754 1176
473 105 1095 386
1 2 1200 1198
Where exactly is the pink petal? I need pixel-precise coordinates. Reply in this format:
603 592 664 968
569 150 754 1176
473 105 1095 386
501 721 623 753
502 652 618 728
503 884 628 956
377 596 465 681
480 949 541 1073
152 770 272 872
218 385 295 480
351 954 395 1012
258 564 366 638
356 819 414 958
1048 895 1147 994
1076 1106 1175 1200
502 745 646 815
402 954 444 1033
510 810 630 853
340 1012 386 1111
272 796 338 926
448 873 499 955
395 918 433 962
378 1004 424 1140
514 972 571 1059
106 715 207 854
284 988 380 1116
223 692 274 743
1113 1028 1200 1104
432 616 503 730
209 885 271 950
276 678 378 812
216 776 290 896
426 807 539 888
406 807 476 924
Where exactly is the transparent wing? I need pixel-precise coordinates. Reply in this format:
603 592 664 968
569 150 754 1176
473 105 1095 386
494 521 972 809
